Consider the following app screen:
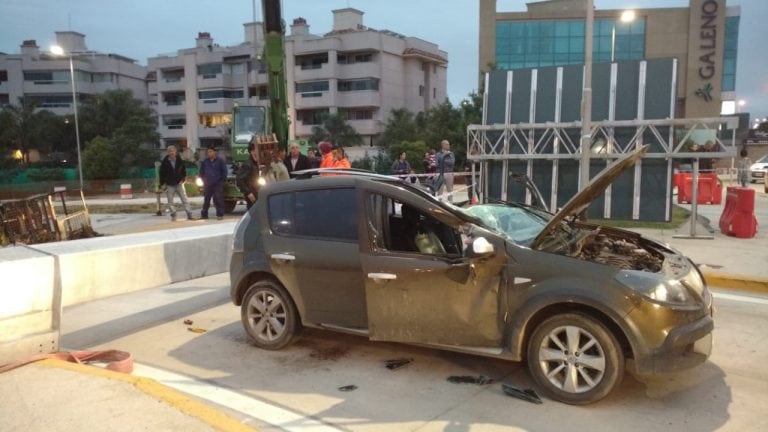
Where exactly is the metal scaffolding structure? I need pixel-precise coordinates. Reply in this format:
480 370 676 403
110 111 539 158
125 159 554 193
466 116 739 223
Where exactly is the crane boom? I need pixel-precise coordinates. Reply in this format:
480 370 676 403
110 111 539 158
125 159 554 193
262 0 289 149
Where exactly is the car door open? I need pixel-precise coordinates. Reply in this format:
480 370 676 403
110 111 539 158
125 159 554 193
360 193 506 347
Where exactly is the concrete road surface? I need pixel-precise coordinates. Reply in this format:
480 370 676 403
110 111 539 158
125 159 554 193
61 274 768 432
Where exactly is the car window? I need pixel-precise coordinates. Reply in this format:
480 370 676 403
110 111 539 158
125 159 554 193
268 188 358 241
367 194 461 256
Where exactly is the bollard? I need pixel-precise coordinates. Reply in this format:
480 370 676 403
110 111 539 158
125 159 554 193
120 183 133 199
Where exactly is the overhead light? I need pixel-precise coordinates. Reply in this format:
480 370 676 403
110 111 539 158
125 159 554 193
620 10 636 23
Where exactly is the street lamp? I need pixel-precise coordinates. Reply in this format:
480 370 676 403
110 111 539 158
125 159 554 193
579 0 595 191
50 44 84 191
611 10 636 62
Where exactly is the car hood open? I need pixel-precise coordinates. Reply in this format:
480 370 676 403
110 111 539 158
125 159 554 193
530 145 650 250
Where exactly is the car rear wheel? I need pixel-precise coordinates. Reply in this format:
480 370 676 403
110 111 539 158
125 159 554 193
241 280 300 350
527 313 624 405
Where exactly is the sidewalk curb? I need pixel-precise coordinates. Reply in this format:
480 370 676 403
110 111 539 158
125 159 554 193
37 359 255 432
701 270 768 294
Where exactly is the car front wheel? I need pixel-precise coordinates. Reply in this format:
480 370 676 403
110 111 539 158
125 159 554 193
527 313 624 405
241 280 300 350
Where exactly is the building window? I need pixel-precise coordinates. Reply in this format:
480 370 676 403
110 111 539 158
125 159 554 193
162 92 185 105
419 85 424 96
338 52 373 64
339 108 375 121
722 16 739 92
296 108 329 125
26 94 77 108
296 80 329 93
296 53 328 70
197 63 222 78
163 115 186 129
163 68 184 82
433 88 436 99
496 18 645 70
223 62 247 75
338 78 379 92
0 70 7 82
198 89 244 99
249 85 269 100
199 113 232 128
0 94 9 107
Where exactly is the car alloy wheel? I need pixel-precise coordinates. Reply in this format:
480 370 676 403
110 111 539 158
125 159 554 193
527 313 624 405
241 280 300 350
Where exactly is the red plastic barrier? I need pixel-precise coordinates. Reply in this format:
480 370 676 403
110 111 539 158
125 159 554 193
719 187 758 238
677 173 722 204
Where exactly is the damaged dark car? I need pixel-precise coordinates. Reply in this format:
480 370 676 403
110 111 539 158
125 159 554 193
229 145 714 405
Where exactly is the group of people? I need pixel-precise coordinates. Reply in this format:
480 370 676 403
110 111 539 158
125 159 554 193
157 141 353 220
391 139 457 201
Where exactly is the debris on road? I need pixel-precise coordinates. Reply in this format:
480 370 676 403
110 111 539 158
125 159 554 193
187 327 207 334
447 375 494 385
338 385 358 392
385 358 413 370
183 319 194 325
501 383 543 404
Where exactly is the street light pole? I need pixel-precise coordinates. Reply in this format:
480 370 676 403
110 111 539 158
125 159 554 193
579 0 594 191
51 45 84 191
67 54 84 191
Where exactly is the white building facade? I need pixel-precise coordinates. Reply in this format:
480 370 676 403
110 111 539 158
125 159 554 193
0 31 148 116
148 8 448 154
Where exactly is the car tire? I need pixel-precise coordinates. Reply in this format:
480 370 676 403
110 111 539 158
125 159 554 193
241 280 301 350
526 313 624 405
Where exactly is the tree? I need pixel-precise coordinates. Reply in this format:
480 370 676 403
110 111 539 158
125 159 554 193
82 136 121 180
0 97 59 164
78 90 160 178
379 108 420 148
309 112 363 147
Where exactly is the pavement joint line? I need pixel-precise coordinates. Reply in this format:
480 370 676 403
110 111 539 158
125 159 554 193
132 363 346 432
701 270 768 294
36 358 256 432
712 291 768 305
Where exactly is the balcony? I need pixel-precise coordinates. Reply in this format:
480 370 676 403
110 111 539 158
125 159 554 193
294 123 319 137
347 119 380 135
293 91 333 109
197 98 234 113
294 62 333 82
198 125 227 139
158 101 185 115
337 62 380 80
160 125 186 139
336 91 380 108
157 76 185 91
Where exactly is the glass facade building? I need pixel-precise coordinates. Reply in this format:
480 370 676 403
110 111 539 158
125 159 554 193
495 19 646 70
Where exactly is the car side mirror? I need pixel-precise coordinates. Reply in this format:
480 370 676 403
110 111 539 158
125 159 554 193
469 237 494 257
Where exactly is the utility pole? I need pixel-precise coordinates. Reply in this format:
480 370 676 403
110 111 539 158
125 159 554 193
579 0 594 191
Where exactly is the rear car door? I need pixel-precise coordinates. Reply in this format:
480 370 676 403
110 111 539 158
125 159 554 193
360 192 506 347
263 187 367 328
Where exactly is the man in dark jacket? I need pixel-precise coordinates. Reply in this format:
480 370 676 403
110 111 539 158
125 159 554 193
236 142 262 210
283 142 310 177
159 145 194 221
199 146 228 219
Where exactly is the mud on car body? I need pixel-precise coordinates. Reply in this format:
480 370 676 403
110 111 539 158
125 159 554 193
229 148 713 405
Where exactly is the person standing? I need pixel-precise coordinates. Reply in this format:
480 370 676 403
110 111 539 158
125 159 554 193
435 139 456 201
236 142 262 210
159 145 194 221
272 148 290 181
737 148 751 187
284 143 310 177
199 146 227 220
332 146 351 169
391 151 411 177
319 141 334 168
308 149 321 169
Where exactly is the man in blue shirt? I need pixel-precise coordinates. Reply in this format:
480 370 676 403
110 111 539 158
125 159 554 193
199 146 228 219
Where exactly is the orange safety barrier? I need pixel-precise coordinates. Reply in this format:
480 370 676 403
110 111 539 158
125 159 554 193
719 187 757 238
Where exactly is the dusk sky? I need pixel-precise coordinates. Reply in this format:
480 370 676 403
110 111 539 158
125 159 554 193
1 0 766 118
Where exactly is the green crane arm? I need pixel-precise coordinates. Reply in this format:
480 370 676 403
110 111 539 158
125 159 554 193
262 0 289 150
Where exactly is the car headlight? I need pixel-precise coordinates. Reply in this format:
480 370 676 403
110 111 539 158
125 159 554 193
257 177 267 186
615 270 693 306
195 177 204 187
231 210 251 253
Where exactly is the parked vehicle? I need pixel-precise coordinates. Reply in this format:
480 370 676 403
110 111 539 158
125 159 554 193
750 154 768 183
229 146 714 405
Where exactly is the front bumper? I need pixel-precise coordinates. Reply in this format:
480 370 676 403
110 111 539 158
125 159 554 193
632 314 714 375
229 250 244 304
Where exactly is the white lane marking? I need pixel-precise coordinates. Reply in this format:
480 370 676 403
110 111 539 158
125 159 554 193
514 277 532 284
133 363 344 432
712 292 768 305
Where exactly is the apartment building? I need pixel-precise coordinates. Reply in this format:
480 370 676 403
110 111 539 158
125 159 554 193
148 7 448 154
0 31 148 115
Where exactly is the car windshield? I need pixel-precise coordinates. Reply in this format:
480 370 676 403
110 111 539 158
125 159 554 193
463 204 550 246
756 155 768 164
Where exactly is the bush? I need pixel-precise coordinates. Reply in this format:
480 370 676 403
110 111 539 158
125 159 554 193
351 151 391 175
26 168 67 182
